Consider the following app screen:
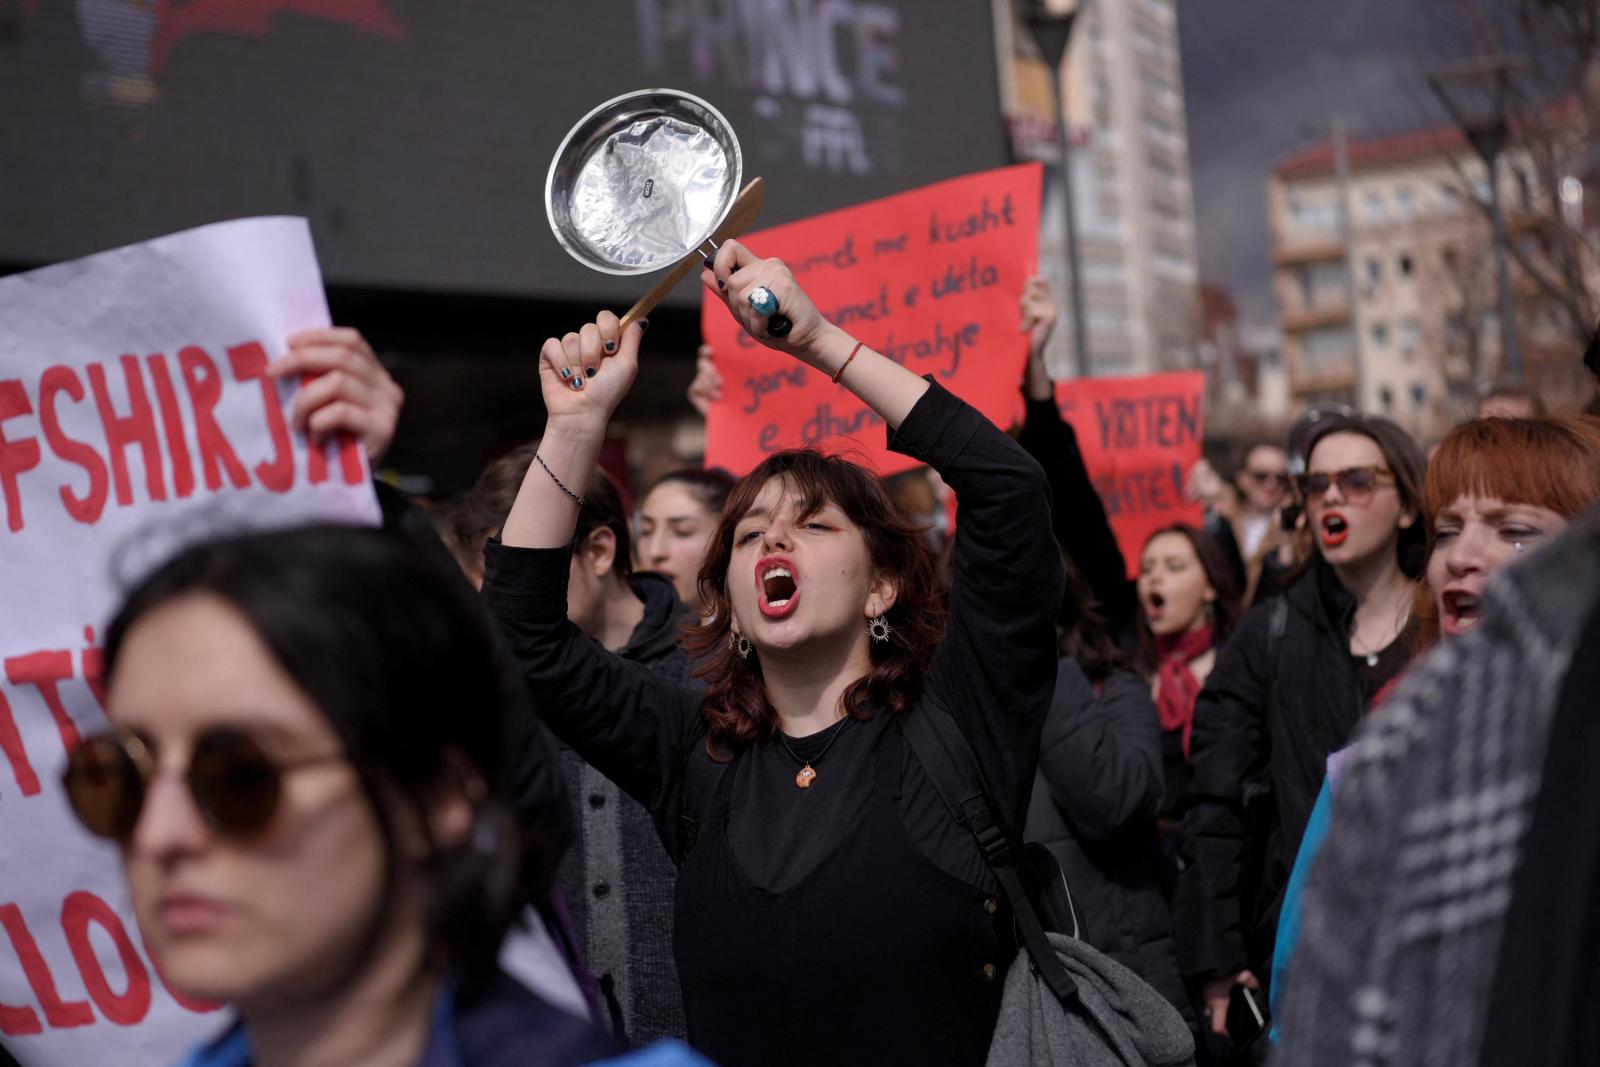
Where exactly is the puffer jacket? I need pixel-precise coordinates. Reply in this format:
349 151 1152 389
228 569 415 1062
1170 558 1393 987
1024 660 1193 1025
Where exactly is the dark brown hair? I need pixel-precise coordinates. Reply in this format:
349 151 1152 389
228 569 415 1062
1057 551 1128 683
1134 524 1242 676
1302 414 1429 579
575 467 633 580
647 467 736 518
683 450 947 756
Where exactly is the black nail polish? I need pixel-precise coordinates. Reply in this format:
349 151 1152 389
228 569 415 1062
586 366 597 378
638 319 650 332
559 367 572 380
571 376 586 391
604 340 616 352
703 255 716 272
717 278 726 290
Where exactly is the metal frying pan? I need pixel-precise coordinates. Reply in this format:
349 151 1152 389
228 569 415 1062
546 88 789 334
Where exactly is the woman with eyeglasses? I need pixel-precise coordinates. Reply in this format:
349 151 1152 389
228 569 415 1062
62 526 705 1067
1169 414 1426 1044
1266 413 1600 1048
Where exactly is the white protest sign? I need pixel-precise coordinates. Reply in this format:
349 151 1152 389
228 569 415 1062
0 218 379 1066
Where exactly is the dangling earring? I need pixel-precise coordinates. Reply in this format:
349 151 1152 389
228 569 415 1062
729 629 752 659
867 615 893 643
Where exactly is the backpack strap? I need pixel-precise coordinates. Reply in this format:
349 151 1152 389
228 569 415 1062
902 702 1082 1007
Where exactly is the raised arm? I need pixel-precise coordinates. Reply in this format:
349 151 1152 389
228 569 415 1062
702 239 931 429
1012 279 1136 637
490 313 701 837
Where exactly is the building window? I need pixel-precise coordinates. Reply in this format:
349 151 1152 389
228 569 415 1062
1398 253 1414 277
1395 186 1416 219
1370 322 1389 348
1399 317 1422 355
1365 191 1386 223
1379 385 1394 412
1410 383 1427 410
1296 261 1350 308
1366 258 1382 285
1303 326 1356 372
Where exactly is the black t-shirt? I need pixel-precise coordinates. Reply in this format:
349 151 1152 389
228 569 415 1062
1352 630 1412 705
482 378 1063 892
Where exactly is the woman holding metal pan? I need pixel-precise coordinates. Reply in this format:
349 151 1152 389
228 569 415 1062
61 526 705 1067
486 239 1063 1066
1169 413 1426 1043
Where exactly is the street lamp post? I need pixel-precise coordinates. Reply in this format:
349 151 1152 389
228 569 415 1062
1021 0 1091 379
1427 55 1530 383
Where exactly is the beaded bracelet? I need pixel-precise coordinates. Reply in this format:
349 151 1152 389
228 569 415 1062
533 453 586 509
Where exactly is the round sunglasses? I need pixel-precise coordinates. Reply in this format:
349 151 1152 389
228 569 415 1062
63 726 344 842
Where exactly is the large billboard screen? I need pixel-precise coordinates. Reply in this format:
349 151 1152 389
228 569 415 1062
0 1 1008 304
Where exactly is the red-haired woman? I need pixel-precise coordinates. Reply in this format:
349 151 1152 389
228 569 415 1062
1416 415 1600 649
485 241 1063 1066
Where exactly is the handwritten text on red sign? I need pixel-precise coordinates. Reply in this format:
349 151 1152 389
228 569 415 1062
703 164 1042 477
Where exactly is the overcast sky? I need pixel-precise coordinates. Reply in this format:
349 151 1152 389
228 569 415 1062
1178 2 1451 326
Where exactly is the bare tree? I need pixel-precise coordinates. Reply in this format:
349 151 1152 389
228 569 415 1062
1418 0 1600 401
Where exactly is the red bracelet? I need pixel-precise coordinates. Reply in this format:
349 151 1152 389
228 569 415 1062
832 340 865 384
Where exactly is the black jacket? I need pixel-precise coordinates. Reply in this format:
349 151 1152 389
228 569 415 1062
1016 395 1138 647
1170 558 1372 983
1023 661 1193 1024
557 571 694 1043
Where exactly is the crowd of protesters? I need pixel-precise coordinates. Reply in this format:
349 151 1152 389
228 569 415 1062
27 240 1600 1067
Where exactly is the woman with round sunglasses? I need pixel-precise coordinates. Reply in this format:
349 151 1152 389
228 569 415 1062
63 526 707 1067
485 241 1063 1066
1169 413 1426 1042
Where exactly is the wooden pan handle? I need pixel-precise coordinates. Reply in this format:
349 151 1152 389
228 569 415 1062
619 177 767 332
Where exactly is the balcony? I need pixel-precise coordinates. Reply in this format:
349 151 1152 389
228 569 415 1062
1280 302 1353 332
1272 237 1346 266
1290 364 1358 396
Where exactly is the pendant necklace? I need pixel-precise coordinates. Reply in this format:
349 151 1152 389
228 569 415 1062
779 717 852 789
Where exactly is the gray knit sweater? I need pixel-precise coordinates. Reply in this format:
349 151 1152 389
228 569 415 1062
1276 505 1600 1066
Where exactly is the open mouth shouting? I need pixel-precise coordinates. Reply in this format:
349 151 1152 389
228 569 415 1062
757 556 800 620
1144 591 1167 621
1441 588 1482 637
1321 511 1350 547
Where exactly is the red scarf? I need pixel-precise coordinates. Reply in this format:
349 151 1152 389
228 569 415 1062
1155 625 1215 758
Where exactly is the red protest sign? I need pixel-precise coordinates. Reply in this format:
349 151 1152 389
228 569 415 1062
1056 371 1207 580
702 164 1042 477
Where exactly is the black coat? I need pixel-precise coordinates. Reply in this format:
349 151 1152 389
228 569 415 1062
1170 558 1371 983
1023 660 1193 1024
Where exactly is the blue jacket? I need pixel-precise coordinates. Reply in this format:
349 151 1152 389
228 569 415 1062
176 971 710 1067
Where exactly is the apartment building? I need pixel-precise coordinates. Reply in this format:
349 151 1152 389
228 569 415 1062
1268 125 1561 438
993 0 1201 378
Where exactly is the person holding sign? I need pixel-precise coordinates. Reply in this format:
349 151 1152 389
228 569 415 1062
485 239 1063 1066
62 526 707 1067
